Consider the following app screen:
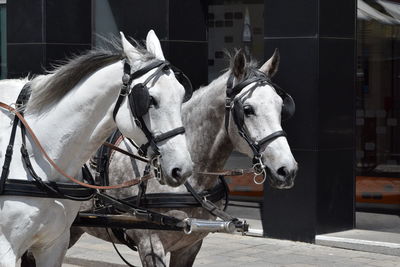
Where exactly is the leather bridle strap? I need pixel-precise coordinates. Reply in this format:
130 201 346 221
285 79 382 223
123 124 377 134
0 112 19 193
138 124 186 157
154 127 185 143
255 130 287 151
0 102 153 190
112 60 167 121
103 142 149 163
225 71 288 162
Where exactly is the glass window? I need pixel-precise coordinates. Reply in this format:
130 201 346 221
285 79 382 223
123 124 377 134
356 0 400 213
208 0 264 82
93 0 119 46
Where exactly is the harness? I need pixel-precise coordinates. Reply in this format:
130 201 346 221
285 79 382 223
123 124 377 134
86 129 248 259
0 84 96 200
92 131 230 210
0 58 191 198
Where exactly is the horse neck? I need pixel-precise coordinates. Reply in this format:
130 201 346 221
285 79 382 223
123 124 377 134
182 72 234 190
23 62 123 182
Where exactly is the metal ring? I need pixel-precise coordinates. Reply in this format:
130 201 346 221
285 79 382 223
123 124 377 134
253 163 264 175
253 170 266 185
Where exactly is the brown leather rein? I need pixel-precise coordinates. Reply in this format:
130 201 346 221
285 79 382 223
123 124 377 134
0 102 153 190
103 135 256 178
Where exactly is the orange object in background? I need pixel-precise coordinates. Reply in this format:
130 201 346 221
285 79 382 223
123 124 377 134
226 174 400 214
225 173 263 202
356 176 400 214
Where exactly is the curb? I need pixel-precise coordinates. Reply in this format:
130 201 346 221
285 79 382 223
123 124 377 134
316 234 400 257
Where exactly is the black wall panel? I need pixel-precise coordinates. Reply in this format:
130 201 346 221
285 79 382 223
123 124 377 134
7 0 92 77
262 0 356 242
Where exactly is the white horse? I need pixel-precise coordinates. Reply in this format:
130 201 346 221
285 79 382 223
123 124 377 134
0 30 193 266
69 49 298 266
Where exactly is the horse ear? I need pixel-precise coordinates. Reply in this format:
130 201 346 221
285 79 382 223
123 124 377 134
146 30 165 60
260 48 280 78
232 49 246 79
120 32 140 63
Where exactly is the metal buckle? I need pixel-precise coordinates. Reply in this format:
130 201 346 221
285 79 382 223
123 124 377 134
151 155 162 181
120 85 130 96
252 156 266 185
122 73 130 85
225 98 231 109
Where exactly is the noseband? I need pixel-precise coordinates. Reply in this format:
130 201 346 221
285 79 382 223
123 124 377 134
225 70 294 183
112 59 186 158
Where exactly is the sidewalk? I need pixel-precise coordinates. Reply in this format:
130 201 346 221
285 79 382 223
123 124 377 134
64 230 400 267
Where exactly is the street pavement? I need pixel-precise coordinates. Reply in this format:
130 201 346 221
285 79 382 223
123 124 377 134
62 152 400 266
64 231 400 267
62 202 400 266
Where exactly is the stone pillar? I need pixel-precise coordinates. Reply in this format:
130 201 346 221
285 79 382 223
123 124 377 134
262 0 356 242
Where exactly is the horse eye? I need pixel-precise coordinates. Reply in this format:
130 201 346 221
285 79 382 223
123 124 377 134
243 105 254 116
149 96 158 108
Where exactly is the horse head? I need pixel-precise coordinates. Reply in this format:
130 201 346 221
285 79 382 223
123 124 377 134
114 30 193 187
226 49 298 189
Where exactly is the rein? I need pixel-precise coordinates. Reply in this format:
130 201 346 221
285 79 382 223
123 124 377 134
0 101 153 191
102 136 256 178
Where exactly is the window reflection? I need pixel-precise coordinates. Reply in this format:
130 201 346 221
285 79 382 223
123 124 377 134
208 0 264 82
357 0 400 213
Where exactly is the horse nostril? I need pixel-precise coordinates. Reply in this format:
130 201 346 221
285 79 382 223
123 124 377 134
277 167 288 178
171 168 182 179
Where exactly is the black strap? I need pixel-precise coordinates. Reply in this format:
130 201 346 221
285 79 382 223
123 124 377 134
225 71 288 165
256 130 287 149
0 115 19 194
0 83 96 201
112 94 126 121
96 192 183 228
128 60 167 83
136 179 148 207
111 228 138 251
106 228 139 267
122 181 227 209
153 127 185 143
2 179 95 200
112 60 167 122
0 83 32 194
226 75 265 98
139 124 185 157
184 182 235 221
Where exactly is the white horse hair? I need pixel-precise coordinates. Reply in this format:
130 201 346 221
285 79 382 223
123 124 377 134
0 30 193 266
66 49 298 267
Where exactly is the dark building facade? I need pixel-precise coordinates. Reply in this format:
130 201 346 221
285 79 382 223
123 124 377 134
8 0 399 243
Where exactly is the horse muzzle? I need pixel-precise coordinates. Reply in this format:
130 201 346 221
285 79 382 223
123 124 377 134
266 165 297 190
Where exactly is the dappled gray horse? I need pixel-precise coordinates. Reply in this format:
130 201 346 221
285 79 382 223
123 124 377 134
71 49 298 266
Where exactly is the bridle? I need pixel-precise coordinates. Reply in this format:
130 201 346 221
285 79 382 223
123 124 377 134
225 69 295 184
112 59 189 178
